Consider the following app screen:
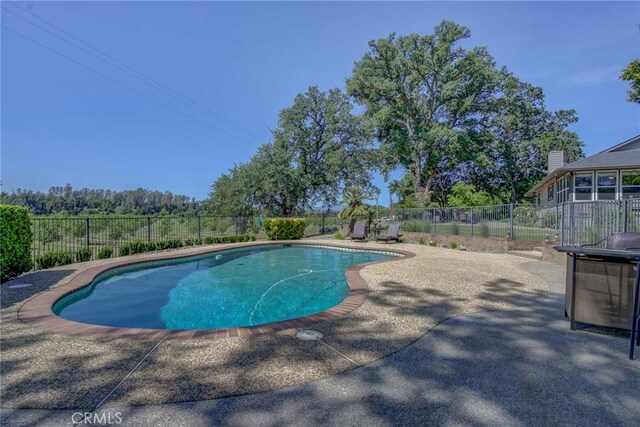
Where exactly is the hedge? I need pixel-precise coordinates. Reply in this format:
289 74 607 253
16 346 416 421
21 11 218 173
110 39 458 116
263 218 306 240
36 251 75 270
33 235 257 270
119 235 255 256
0 205 33 281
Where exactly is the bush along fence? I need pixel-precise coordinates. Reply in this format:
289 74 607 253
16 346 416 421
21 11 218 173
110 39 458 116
396 204 560 242
34 235 256 270
263 218 306 240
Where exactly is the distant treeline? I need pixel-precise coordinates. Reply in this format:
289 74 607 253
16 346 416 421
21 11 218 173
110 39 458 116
1 184 200 216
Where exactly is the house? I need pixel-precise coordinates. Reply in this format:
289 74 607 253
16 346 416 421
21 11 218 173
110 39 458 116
526 135 640 207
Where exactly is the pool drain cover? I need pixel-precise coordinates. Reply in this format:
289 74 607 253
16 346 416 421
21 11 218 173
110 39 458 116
296 330 324 341
9 283 32 289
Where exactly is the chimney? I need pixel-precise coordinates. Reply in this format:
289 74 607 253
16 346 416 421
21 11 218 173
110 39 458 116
548 150 565 174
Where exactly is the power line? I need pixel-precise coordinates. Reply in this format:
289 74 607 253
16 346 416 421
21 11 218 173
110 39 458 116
2 24 257 147
4 1 265 143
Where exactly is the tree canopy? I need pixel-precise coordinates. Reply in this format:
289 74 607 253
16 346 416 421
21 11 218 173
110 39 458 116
446 182 499 207
205 86 376 216
466 73 583 203
8 21 586 217
348 21 500 205
349 21 582 207
621 58 640 104
1 184 199 216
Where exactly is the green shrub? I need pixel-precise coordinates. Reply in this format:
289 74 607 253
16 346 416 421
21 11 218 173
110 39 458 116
451 223 460 235
193 238 203 245
59 251 75 265
418 237 426 245
36 252 57 269
449 241 458 249
429 241 437 247
119 240 147 256
118 243 130 256
479 223 490 238
184 238 195 246
97 247 113 259
0 205 33 280
130 240 148 254
204 237 215 244
75 248 92 263
146 241 157 251
263 218 306 240
402 219 431 233
334 231 345 240
36 251 74 269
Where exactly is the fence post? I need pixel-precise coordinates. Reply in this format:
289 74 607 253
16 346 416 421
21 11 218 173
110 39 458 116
146 217 151 242
85 217 90 248
433 209 437 234
197 215 202 240
509 203 514 240
560 203 565 246
555 204 559 239
470 208 474 237
623 199 629 233
570 202 575 245
234 217 238 236
321 213 325 235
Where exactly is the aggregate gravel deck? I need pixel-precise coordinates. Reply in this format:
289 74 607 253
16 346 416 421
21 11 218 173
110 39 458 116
1 240 549 411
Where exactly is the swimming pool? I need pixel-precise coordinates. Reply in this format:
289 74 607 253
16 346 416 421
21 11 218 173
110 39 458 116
53 245 398 330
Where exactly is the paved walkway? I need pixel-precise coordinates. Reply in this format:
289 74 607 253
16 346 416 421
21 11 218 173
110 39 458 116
2 252 639 426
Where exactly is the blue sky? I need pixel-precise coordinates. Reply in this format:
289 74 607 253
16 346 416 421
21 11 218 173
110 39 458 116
2 1 639 204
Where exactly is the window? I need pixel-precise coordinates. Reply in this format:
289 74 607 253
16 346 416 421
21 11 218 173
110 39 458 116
597 171 617 200
557 176 569 203
547 183 555 202
574 173 593 201
622 170 640 199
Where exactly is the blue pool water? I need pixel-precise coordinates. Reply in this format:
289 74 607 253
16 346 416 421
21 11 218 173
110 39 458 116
53 245 396 330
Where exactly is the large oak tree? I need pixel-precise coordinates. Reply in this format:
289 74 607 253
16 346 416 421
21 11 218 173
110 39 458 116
206 86 375 216
467 73 583 204
348 20 499 206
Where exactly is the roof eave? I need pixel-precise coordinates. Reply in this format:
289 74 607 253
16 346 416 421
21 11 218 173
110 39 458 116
525 169 569 197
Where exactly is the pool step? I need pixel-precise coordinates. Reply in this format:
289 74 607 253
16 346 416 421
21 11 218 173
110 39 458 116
506 250 542 261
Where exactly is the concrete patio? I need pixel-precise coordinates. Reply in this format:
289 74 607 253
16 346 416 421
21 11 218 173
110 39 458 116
1 241 638 426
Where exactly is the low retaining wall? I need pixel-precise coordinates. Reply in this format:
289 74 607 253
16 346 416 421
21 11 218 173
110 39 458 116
402 232 551 253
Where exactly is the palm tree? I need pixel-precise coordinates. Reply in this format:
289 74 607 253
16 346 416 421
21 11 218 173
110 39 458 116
338 187 371 236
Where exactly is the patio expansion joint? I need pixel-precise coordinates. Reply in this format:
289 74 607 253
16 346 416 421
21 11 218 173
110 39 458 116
73 338 165 426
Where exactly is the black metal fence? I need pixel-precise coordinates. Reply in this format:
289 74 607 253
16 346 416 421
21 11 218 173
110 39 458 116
30 214 343 260
560 200 640 247
28 200 640 262
396 204 559 241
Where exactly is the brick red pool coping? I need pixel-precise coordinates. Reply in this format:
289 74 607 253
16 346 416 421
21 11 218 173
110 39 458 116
18 241 414 340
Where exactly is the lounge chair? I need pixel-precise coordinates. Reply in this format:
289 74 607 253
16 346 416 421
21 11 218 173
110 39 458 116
350 223 366 241
377 223 403 243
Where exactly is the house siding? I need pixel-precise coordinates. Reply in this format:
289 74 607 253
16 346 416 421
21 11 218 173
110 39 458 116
531 168 640 206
